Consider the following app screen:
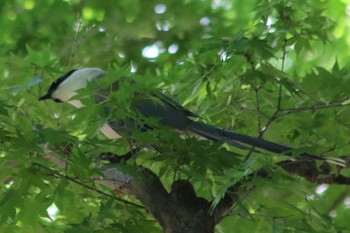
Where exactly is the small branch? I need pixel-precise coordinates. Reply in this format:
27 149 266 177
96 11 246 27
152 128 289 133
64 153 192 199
41 144 144 207
258 111 278 137
326 190 350 214
279 101 350 117
257 38 288 137
240 107 270 119
277 38 287 110
194 64 218 91
68 14 96 69
247 99 350 141
243 86 262 161
215 157 350 221
254 86 262 133
32 162 143 208
68 14 82 69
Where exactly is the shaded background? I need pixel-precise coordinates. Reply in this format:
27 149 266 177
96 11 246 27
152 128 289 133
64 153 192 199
1 0 350 232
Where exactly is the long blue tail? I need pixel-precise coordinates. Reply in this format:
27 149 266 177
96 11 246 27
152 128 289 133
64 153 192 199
186 121 323 160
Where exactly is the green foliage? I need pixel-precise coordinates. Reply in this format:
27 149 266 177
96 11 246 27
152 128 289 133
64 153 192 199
1 0 350 232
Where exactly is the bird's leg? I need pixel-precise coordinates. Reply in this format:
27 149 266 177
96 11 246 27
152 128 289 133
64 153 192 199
99 148 141 164
127 139 140 165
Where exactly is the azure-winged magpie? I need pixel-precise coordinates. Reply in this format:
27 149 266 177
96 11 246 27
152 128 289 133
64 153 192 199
39 67 326 160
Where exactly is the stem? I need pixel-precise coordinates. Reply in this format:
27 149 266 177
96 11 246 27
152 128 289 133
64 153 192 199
32 162 144 209
259 38 288 136
254 86 262 133
277 38 287 110
68 14 82 69
279 101 350 116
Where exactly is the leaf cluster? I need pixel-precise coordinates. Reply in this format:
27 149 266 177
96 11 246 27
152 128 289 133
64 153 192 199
1 0 350 232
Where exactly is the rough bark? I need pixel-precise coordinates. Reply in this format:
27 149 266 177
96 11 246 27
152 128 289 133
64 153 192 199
105 167 215 233
42 144 350 233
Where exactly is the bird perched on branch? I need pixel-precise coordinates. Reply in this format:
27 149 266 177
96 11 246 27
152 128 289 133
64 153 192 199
39 67 331 161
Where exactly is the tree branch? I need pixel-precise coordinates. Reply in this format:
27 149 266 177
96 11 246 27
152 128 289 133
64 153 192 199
279 100 350 117
41 144 215 233
39 144 145 207
277 38 287 110
214 157 350 221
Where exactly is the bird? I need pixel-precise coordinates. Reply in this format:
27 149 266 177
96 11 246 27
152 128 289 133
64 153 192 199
39 67 327 161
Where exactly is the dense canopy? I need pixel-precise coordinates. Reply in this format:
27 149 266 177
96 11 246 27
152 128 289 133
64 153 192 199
1 0 350 232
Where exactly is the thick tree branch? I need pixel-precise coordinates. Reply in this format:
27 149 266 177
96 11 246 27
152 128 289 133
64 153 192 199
214 157 350 221
41 143 350 233
41 144 215 233
277 159 350 184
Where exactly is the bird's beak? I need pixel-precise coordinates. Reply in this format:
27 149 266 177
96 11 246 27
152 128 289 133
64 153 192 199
38 93 51 101
98 70 107 77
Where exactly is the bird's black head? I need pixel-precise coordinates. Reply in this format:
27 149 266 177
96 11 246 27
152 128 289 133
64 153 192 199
39 69 78 102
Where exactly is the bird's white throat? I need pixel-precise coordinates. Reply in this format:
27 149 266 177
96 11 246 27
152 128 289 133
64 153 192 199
52 67 106 102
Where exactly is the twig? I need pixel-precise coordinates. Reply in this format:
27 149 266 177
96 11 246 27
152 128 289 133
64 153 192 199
240 107 270 119
32 162 144 209
244 100 350 127
254 86 262 133
68 14 83 69
277 38 287 110
245 38 288 160
216 158 350 220
258 38 288 137
244 85 262 161
326 190 350 214
68 14 96 69
258 111 277 136
279 101 350 116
